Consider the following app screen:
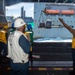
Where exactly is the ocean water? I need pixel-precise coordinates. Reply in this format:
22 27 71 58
34 37 72 42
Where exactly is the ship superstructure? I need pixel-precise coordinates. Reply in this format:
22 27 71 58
34 3 75 38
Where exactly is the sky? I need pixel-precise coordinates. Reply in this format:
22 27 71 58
5 3 34 19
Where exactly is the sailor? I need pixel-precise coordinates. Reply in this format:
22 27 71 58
7 18 30 75
26 24 33 66
0 25 8 63
59 18 75 75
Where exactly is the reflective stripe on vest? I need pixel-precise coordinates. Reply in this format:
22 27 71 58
72 36 75 48
0 30 7 44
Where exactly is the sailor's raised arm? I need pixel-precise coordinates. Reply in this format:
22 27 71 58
58 18 75 36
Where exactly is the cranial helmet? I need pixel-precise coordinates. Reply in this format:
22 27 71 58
14 18 26 28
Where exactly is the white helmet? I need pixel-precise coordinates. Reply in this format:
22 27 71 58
14 18 26 28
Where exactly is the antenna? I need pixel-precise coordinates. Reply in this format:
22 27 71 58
55 0 59 3
38 0 40 2
63 0 68 3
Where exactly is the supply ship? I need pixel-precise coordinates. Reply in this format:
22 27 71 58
0 0 75 75
32 3 75 75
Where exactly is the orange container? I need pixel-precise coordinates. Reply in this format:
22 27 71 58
61 10 74 15
45 9 60 14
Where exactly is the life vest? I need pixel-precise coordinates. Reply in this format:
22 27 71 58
24 31 33 52
7 30 30 63
72 36 75 48
25 31 33 44
24 32 30 41
0 30 7 44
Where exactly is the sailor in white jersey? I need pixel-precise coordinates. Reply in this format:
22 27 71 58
7 18 30 75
